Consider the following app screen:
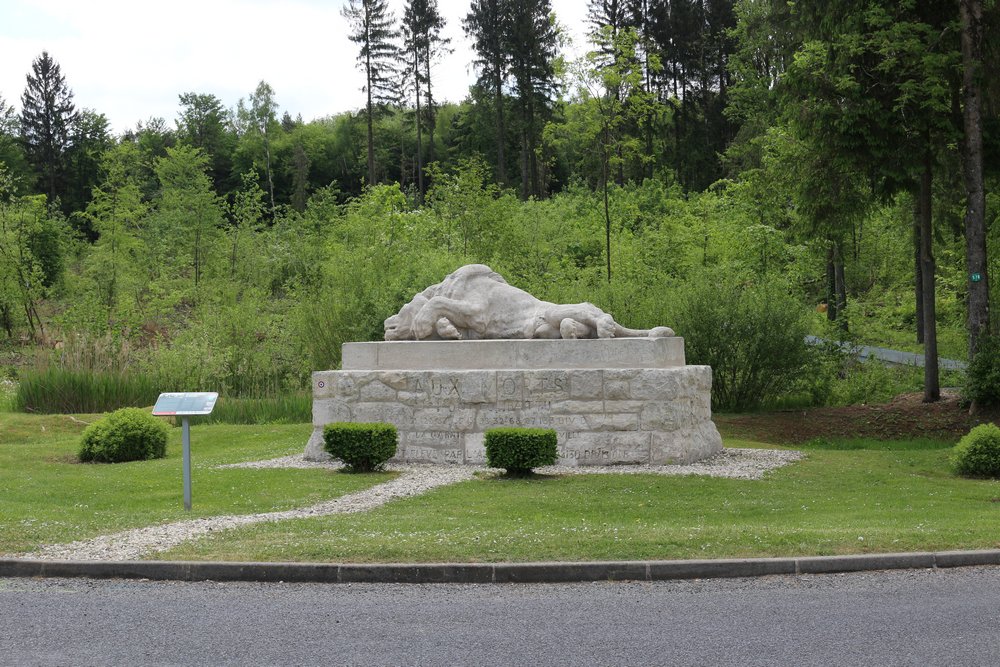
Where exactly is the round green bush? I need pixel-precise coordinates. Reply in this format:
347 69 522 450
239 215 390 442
951 423 1000 478
79 407 169 463
484 427 558 475
323 422 398 472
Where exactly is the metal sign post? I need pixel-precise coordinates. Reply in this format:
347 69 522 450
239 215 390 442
152 392 218 511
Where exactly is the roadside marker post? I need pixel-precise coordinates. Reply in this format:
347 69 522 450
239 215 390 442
152 392 218 511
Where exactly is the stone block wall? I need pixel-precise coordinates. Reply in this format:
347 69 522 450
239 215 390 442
304 366 722 466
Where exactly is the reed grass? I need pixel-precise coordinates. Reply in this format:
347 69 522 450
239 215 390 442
203 393 312 425
15 367 162 414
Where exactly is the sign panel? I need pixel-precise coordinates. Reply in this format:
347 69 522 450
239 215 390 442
152 392 218 416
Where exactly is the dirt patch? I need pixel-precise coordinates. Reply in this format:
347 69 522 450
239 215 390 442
715 390 1000 444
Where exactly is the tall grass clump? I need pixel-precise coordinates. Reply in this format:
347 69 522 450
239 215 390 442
0 377 16 412
15 367 162 414
203 393 312 425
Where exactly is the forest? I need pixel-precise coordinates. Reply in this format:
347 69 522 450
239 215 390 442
1 0 999 414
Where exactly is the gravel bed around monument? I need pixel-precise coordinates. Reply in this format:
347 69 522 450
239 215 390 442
224 447 802 480
18 448 799 562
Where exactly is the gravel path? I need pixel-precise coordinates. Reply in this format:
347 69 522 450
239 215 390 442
23 465 478 562
18 448 800 562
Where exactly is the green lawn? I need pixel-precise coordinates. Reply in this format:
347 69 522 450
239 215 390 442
3 412 999 563
0 414 391 555
158 437 1000 563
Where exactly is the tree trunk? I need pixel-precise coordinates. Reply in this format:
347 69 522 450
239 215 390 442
919 150 939 402
826 245 837 323
835 255 848 333
603 130 612 283
913 200 924 344
263 132 276 220
365 40 376 187
0 303 12 338
425 54 436 165
960 0 990 359
494 65 507 187
414 46 424 205
527 95 540 198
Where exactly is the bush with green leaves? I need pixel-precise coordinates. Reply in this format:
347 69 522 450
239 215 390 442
963 334 1000 409
671 274 810 411
484 427 558 475
323 422 398 472
79 407 169 463
951 423 1000 479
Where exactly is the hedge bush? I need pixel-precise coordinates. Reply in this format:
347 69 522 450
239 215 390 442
323 422 398 472
484 427 558 475
79 407 169 463
951 423 1000 478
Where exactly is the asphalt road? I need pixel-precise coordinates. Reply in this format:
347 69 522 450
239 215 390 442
3 566 1000 666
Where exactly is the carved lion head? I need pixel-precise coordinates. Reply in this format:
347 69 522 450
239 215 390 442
384 294 429 341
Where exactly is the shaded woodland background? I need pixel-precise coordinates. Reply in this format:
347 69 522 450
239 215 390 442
2 0 999 412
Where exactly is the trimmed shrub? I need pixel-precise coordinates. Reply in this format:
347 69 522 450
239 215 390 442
323 422 398 472
963 334 1000 409
484 427 558 475
951 423 1000 478
79 408 169 463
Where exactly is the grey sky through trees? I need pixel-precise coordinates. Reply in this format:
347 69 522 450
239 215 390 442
0 0 587 133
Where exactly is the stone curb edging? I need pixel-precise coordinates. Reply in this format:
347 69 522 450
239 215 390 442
3 550 1000 584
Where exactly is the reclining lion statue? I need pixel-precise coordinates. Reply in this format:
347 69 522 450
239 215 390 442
384 264 674 341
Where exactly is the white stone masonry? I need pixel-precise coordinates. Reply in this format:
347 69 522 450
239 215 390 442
305 339 722 466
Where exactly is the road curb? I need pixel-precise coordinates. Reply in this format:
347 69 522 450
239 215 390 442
3 550 1000 584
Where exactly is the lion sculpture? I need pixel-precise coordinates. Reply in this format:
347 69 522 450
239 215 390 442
384 264 675 341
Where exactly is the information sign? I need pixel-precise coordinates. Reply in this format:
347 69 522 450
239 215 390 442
152 392 218 416
152 392 218 510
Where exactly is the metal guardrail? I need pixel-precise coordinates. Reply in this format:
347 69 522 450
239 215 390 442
805 335 968 372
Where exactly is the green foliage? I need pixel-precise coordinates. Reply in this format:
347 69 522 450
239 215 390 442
0 377 15 412
0 177 63 340
963 335 1000 409
15 366 161 414
203 394 311 425
78 407 168 463
951 423 1000 479
829 359 926 408
484 427 558 475
323 422 398 472
673 274 810 411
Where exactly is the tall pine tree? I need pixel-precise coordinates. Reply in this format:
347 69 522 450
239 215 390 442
465 0 512 186
402 0 449 202
508 0 559 198
20 51 76 206
343 0 399 187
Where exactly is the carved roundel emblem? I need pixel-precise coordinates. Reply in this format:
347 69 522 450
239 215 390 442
317 380 326 389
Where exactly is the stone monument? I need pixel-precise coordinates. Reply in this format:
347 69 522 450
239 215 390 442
305 264 722 466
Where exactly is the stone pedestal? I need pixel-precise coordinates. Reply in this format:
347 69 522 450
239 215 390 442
305 338 722 466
